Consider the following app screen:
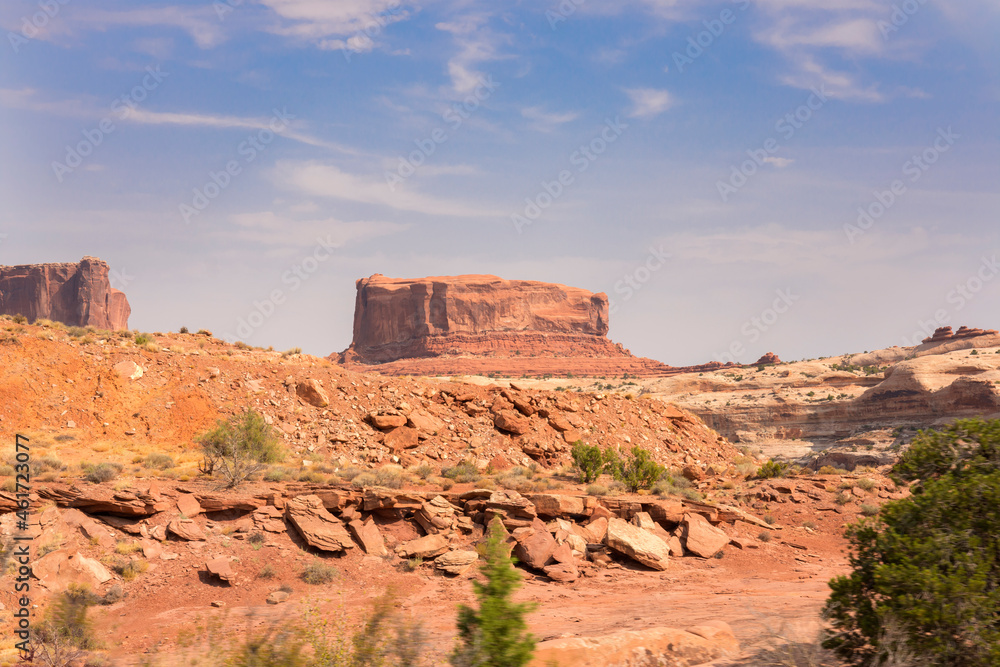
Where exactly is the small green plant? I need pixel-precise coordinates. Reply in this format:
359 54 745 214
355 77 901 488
451 520 536 666
571 442 613 483
756 459 788 479
301 561 337 585
608 447 665 492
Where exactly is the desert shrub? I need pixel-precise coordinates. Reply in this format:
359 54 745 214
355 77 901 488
859 503 879 517
114 540 142 555
834 492 852 505
606 480 628 496
301 561 337 585
570 442 611 483
411 464 434 481
757 531 772 543
197 407 285 488
298 470 326 484
142 453 175 470
248 531 266 546
121 559 148 581
258 564 276 579
102 583 125 605
802 520 818 530
33 584 97 666
442 460 482 484
133 332 152 345
756 459 788 479
373 465 407 489
351 473 377 489
817 465 848 475
263 466 292 482
337 466 365 481
824 418 1000 665
66 326 87 338
83 462 122 484
12 314 26 324
586 483 608 496
197 329 212 336
855 478 877 492
608 447 665 492
282 347 302 357
451 520 536 666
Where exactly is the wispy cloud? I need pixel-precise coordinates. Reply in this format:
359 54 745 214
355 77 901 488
435 13 507 96
71 6 227 49
625 88 674 118
521 106 579 131
257 0 410 50
274 160 500 217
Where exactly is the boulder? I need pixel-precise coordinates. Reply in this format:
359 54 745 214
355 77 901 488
513 519 557 570
347 517 387 556
435 550 479 576
415 495 458 535
114 360 143 380
681 513 729 558
527 493 585 518
407 410 445 434
176 493 203 518
266 590 290 605
396 533 449 560
493 410 530 436
369 413 407 430
384 426 420 450
206 557 235 584
167 518 206 541
32 550 114 592
285 495 355 553
297 379 330 408
604 518 670 571
542 562 579 583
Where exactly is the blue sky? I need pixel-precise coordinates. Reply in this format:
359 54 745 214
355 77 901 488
1 0 998 366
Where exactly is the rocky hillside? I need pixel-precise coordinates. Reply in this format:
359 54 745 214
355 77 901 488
335 274 729 378
0 318 739 478
0 256 130 330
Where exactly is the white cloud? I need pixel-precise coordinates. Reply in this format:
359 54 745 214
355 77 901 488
435 14 508 96
625 88 674 118
273 161 500 217
71 6 227 49
521 106 580 130
763 156 794 168
257 0 409 48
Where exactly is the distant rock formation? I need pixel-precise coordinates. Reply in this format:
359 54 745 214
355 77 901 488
754 352 781 366
0 256 130 330
921 325 999 345
334 274 726 377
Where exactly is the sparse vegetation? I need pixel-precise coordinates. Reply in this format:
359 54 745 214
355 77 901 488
197 407 285 487
142 453 175 470
301 561 337 585
756 459 788 479
83 462 122 484
442 460 482 484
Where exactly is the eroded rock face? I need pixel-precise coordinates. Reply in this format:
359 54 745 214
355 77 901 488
334 274 719 377
0 256 130 330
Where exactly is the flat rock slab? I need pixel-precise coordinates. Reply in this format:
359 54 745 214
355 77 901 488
396 533 449 559
435 550 479 576
206 557 235 584
286 495 354 553
530 622 739 667
604 518 670 571
682 513 730 559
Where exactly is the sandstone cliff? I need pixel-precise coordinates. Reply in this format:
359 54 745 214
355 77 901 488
335 274 720 377
0 256 130 330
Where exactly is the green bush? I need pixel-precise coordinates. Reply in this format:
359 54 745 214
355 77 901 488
570 442 611 483
609 447 666 492
197 407 285 488
442 460 482 484
451 520 536 666
756 459 788 479
824 418 1000 665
